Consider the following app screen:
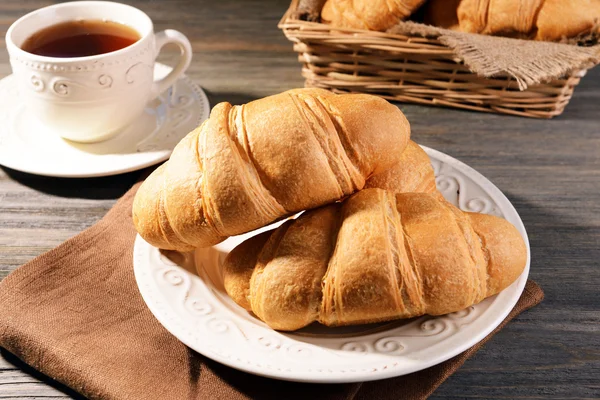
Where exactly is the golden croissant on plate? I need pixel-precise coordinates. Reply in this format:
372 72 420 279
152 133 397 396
132 88 411 251
366 140 439 197
425 0 600 41
321 0 427 31
223 189 527 331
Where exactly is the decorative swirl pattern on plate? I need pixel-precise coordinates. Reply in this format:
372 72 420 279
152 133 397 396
436 164 503 218
156 252 214 319
206 317 232 333
340 337 405 355
374 337 405 354
420 318 450 335
204 317 248 341
135 79 207 152
341 342 368 353
436 174 459 193
161 268 185 286
465 198 492 214
169 94 194 111
185 298 213 316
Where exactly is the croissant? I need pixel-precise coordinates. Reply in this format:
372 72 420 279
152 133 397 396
425 0 600 41
365 140 439 197
132 89 410 251
223 189 527 331
321 0 427 31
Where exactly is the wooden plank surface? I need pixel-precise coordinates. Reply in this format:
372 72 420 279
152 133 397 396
1 0 599 398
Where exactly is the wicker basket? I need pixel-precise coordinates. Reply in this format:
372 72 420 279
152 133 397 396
278 0 586 118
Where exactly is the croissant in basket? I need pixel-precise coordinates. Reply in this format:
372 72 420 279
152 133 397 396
133 88 412 251
425 0 600 41
223 189 527 331
321 0 427 31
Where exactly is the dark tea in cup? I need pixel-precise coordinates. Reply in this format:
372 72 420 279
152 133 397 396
21 19 140 58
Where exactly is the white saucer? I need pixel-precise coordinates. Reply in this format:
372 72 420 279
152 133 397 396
133 146 530 383
0 63 210 178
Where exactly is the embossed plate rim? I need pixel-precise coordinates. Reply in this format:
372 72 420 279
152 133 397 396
0 63 210 178
133 145 530 383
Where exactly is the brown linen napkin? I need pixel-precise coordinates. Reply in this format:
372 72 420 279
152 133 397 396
0 182 544 400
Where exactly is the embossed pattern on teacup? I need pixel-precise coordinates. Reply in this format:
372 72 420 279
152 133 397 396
11 39 154 101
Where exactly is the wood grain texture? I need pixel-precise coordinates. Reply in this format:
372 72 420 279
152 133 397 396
0 0 599 398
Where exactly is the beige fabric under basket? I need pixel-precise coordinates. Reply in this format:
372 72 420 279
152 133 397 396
278 0 596 118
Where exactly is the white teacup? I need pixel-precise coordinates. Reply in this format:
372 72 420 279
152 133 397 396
6 1 192 143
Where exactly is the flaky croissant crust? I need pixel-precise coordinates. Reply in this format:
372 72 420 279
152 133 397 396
223 189 527 331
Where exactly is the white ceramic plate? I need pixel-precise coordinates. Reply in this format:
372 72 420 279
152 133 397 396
0 63 209 177
133 146 530 383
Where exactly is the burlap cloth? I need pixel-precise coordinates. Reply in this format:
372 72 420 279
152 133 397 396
0 181 544 400
293 0 600 90
388 21 600 90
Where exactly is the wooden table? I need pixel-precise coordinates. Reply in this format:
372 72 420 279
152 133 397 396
1 1 599 398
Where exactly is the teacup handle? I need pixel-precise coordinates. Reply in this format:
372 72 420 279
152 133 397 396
150 29 192 100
